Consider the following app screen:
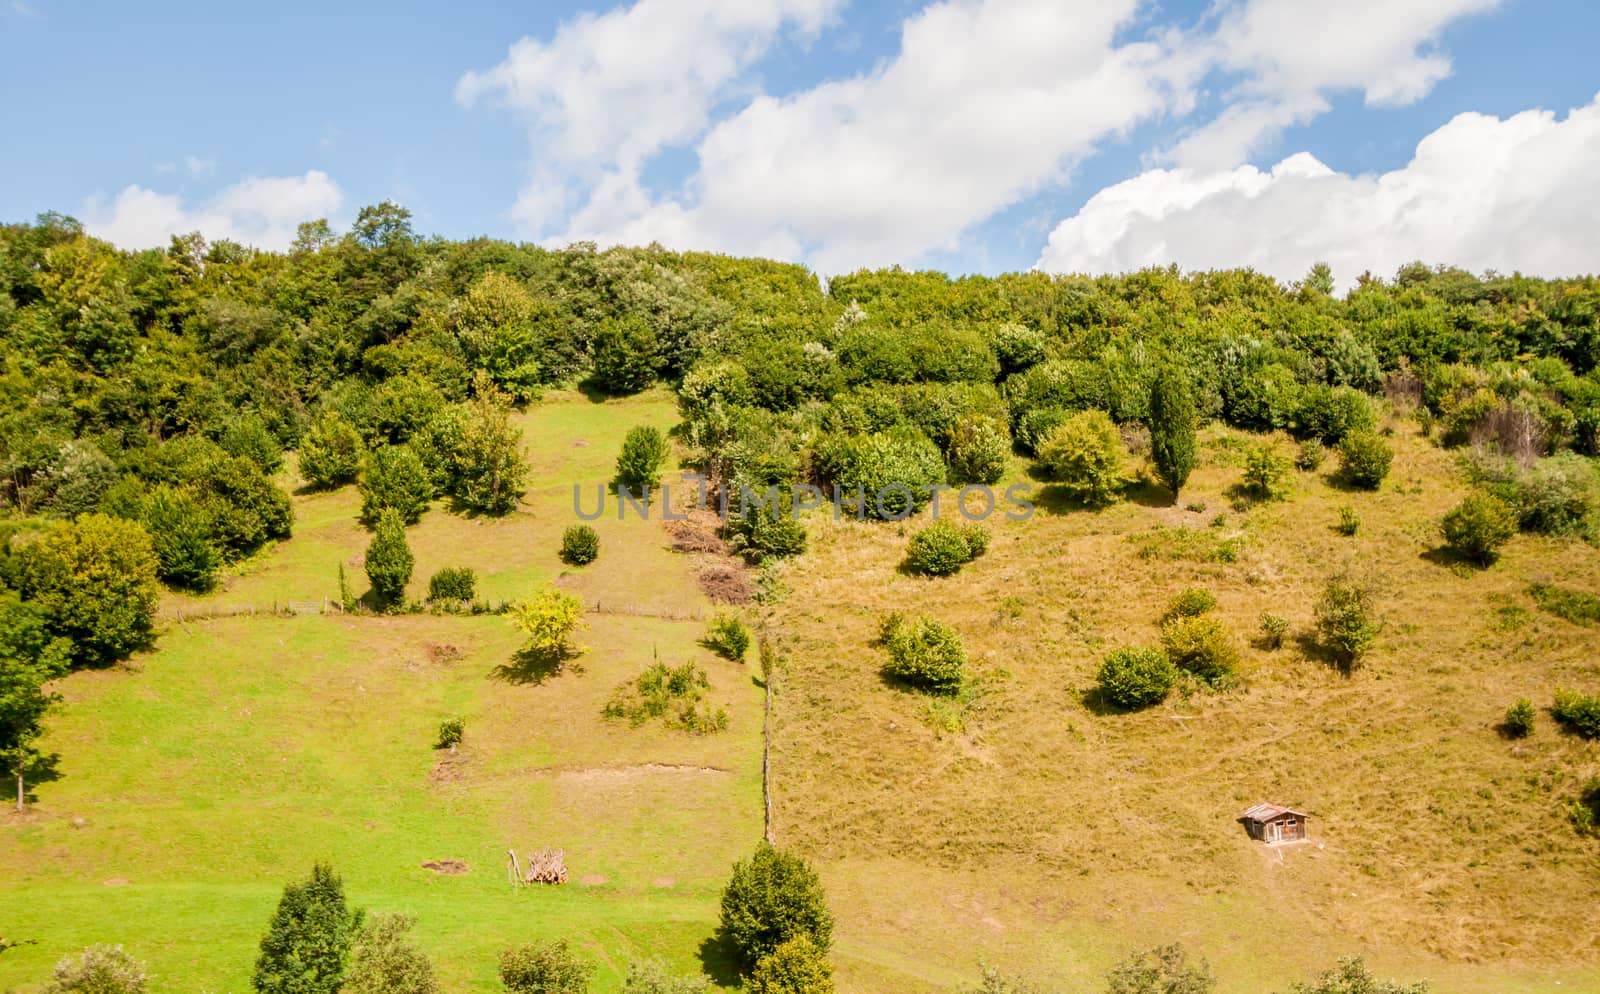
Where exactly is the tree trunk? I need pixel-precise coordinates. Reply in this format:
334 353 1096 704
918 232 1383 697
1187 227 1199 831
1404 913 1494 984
15 771 22 813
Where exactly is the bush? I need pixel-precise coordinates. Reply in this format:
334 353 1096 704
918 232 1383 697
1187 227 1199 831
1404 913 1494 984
903 521 988 576
299 413 366 489
616 425 670 492
12 513 160 668
1105 943 1215 994
1336 505 1360 536
604 661 728 734
435 718 465 750
1276 956 1427 994
992 323 1049 376
1509 453 1595 534
1572 777 1600 838
1314 573 1382 669
747 936 834 994
510 588 586 658
253 863 364 994
879 613 967 694
719 843 833 968
726 499 807 563
1162 587 1216 621
1258 613 1289 649
364 511 414 607
1552 688 1600 738
1096 646 1179 710
705 613 751 661
427 567 476 602
621 960 710 994
1503 698 1534 738
1294 385 1376 443
221 413 285 475
359 445 433 526
1013 407 1068 456
498 940 592 994
1159 615 1238 685
1295 439 1326 471
141 485 221 591
1337 431 1392 489
42 440 116 518
591 316 661 395
1035 409 1129 508
448 376 528 515
343 914 440 994
1149 366 1198 496
1240 445 1292 502
823 425 947 520
1440 493 1516 565
42 945 148 994
946 415 1009 485
560 524 600 565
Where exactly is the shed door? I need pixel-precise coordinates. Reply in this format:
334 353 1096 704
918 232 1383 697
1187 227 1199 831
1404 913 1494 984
1266 821 1282 842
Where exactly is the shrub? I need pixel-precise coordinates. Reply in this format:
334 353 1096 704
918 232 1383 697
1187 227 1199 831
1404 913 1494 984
1337 431 1393 490
359 445 433 525
12 513 160 668
253 863 364 994
43 945 148 994
591 316 661 395
1528 582 1600 625
879 613 967 694
604 661 728 733
559 524 600 565
498 940 592 994
1226 362 1301 431
1105 943 1215 994
726 499 807 563
42 440 116 518
903 521 988 576
1336 505 1360 536
510 588 586 658
343 914 440 994
1552 688 1600 738
946 415 1010 485
1096 646 1179 710
221 413 285 475
1159 615 1239 685
621 960 710 994
719 843 833 968
1314 573 1382 669
1240 445 1292 502
1440 493 1516 565
747 936 834 994
1503 698 1534 738
434 717 465 750
1013 406 1068 456
992 323 1049 376
1572 777 1600 838
1162 587 1216 621
1295 439 1326 471
1149 366 1198 497
427 567 476 602
705 613 751 661
1294 385 1376 443
364 510 414 607
1035 409 1129 508
1469 452 1597 536
449 376 529 515
1277 956 1427 994
823 426 947 520
616 425 670 492
1258 613 1289 649
141 485 221 591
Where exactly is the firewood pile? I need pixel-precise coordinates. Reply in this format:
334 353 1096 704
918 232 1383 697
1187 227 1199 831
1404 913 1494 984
508 847 568 885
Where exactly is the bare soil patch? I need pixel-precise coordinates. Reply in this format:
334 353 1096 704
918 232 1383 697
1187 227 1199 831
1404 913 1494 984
421 860 469 875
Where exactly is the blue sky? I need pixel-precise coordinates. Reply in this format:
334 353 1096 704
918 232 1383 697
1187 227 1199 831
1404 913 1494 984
2 0 1598 284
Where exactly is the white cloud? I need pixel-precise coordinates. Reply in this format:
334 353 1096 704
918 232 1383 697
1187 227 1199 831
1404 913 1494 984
1035 94 1600 290
83 170 342 251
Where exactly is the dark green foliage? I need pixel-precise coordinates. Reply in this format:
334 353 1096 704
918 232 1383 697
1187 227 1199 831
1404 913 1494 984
603 661 728 733
342 914 440 994
559 524 600 565
364 510 413 606
1469 453 1597 535
298 413 365 489
1552 688 1600 738
1012 407 1068 456
1274 956 1429 994
747 936 833 994
1105 943 1215 994
1096 646 1178 710
821 426 947 520
1528 582 1600 624
1440 493 1516 565
1572 777 1600 837
435 718 465 750
1314 573 1383 669
616 425 670 492
878 612 966 694
591 316 661 395
359 445 433 526
1162 587 1216 621
991 323 1048 376
903 521 988 576
1226 363 1301 431
1159 615 1238 685
1503 698 1534 738
426 567 476 602
1337 431 1393 489
140 485 220 590
719 843 833 969
221 413 285 474
1149 366 1198 496
11 514 160 668
1240 445 1293 502
726 499 807 563
946 415 1009 485
704 613 751 661
0 593 71 806
41 945 149 994
1035 409 1128 508
498 940 592 994
252 862 364 994
1294 385 1376 443
448 377 528 515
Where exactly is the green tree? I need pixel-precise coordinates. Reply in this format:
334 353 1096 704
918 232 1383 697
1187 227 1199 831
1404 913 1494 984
42 945 148 994
879 613 967 694
1240 445 1293 502
615 425 670 493
359 445 433 526
591 316 660 395
1105 944 1215 994
559 525 600 565
1440 492 1516 565
719 843 833 968
747 936 833 994
510 588 586 658
0 594 71 810
1149 366 1198 497
1314 573 1383 670
299 413 365 489
252 862 365 994
12 514 160 668
1275 957 1428 994
1036 410 1129 508
1337 431 1393 490
498 940 591 994
1096 646 1178 711
342 914 440 994
946 415 1009 485
364 510 414 607
457 271 543 402
140 485 220 591
42 440 116 518
450 375 528 515
220 413 286 474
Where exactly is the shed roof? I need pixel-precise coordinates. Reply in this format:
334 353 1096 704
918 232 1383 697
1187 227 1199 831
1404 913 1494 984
1238 803 1308 824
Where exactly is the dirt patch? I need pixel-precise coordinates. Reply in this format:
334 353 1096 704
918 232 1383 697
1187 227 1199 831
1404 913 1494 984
651 876 676 888
698 564 754 604
579 873 608 886
548 762 728 783
102 878 129 887
422 642 465 664
421 860 469 875
428 758 462 785
571 439 589 447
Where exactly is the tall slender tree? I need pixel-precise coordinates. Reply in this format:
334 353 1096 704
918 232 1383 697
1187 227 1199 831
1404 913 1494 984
1149 365 1198 498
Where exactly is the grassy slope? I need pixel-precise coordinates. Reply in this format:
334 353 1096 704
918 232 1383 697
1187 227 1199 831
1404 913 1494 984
767 421 1600 993
0 391 764 993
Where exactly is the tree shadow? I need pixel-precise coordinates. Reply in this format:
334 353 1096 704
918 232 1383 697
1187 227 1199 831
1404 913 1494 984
1027 483 1110 517
696 931 744 990
574 377 613 404
491 646 582 685
1420 545 1491 575
1293 632 1353 677
1124 478 1173 508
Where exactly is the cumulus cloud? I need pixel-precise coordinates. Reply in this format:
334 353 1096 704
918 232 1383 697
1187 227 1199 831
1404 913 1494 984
1035 95 1600 290
83 170 342 251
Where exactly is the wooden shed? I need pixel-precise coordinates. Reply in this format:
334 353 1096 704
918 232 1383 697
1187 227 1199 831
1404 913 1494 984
1238 803 1308 843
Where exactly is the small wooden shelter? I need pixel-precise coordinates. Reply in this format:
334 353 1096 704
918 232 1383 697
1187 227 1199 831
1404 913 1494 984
1238 803 1308 843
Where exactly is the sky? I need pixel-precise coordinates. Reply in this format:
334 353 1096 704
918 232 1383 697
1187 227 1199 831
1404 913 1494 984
2 0 1598 288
